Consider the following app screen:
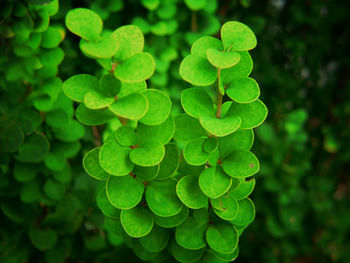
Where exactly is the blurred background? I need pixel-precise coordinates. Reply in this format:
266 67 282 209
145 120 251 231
1 0 349 262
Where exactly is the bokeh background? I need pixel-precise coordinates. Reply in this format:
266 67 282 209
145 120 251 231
1 0 349 262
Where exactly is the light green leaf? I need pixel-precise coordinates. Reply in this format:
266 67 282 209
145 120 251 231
222 151 259 178
65 8 102 42
99 139 133 176
179 55 217 86
207 49 240 69
176 175 207 209
112 25 144 61
211 192 239 220
84 89 115 109
157 143 180 180
75 104 115 125
199 166 232 199
115 52 155 82
230 198 255 226
218 129 254 158
106 175 144 209
120 206 153 238
139 89 172 125
100 74 121 97
114 126 137 147
146 179 183 217
63 74 98 102
109 93 148 120
203 137 218 153
200 114 241 137
83 147 109 180
174 114 207 141
139 225 169 253
185 0 206 10
134 165 159 181
80 32 119 58
206 223 238 254
183 138 209 166
154 206 189 228
221 21 257 51
96 188 120 218
181 88 213 118
221 51 253 83
130 142 165 166
191 36 223 58
226 77 260 103
231 178 255 200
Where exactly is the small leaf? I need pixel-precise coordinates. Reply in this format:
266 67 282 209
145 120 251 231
114 126 137 147
226 77 260 103
183 138 209 166
104 217 124 235
231 178 256 200
80 32 119 58
207 49 240 69
181 88 213 118
139 225 169 253
84 89 114 109
96 188 120 218
221 51 253 83
175 217 207 250
112 25 144 61
65 8 102 42
230 198 255 226
203 137 218 153
100 74 121 97
200 115 241 137
206 223 238 254
109 93 148 120
222 151 259 178
176 175 207 209
154 206 189 228
157 143 180 180
83 147 109 180
191 36 223 58
63 74 98 102
106 175 144 209
174 114 207 141
130 142 165 166
199 166 232 199
185 0 206 11
227 100 268 129
211 192 239 220
16 132 49 163
28 227 57 251
171 240 204 263
139 89 172 126
134 165 159 181
179 55 217 86
221 21 257 51
120 206 153 238
146 179 183 217
99 139 133 176
114 52 155 82
76 104 115 125
218 129 254 159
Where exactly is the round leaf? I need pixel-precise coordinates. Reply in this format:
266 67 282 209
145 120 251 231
191 36 223 58
96 188 120 218
80 32 119 58
181 88 213 118
206 223 238 254
211 192 239 220
226 77 260 103
130 142 165 166
154 206 189 228
221 21 257 51
230 198 255 226
83 147 109 180
221 51 253 82
218 129 254 159
199 166 232 199
222 151 259 178
63 74 98 102
172 240 204 263
76 104 115 125
183 138 209 166
176 175 207 209
200 115 241 137
207 49 240 69
175 217 207 250
139 225 169 253
174 114 207 141
157 143 180 180
120 206 153 238
109 93 148 120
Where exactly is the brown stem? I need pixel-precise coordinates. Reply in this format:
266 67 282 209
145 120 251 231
91 126 101 146
216 69 223 119
118 116 127 125
191 12 198 32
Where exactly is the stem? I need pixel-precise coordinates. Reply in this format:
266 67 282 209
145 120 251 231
91 126 101 146
118 116 127 125
191 12 198 32
216 69 223 119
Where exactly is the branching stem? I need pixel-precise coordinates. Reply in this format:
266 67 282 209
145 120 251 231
216 69 223 119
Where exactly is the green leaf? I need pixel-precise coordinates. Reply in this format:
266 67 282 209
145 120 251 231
176 175 207 209
28 227 57 251
76 104 115 125
134 165 159 181
130 142 165 166
63 74 99 102
221 21 257 51
179 55 217 86
112 25 144 61
137 115 175 145
191 36 223 58
222 151 259 178
80 32 119 58
83 147 109 180
97 188 120 218
200 114 241 137
174 114 207 141
99 139 134 176
218 129 254 159
100 74 121 97
226 77 260 103
41 26 64 48
211 247 239 262
203 137 218 153
83 89 114 110
120 206 153 238
131 239 157 261
65 8 102 42
184 0 206 11
231 178 255 200
16 132 49 163
43 179 65 201
207 49 240 69
146 179 183 217
175 217 207 250
157 143 180 180
230 198 255 226
109 93 148 120
221 51 253 82
172 240 204 263
139 89 172 126
154 206 189 228
199 166 232 199
181 88 213 118
211 192 239 220
139 225 169 253
227 100 268 129
104 217 124 235
206 223 238 254
183 138 209 166
106 175 144 209
118 81 146 98
115 52 155 82
114 126 137 147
